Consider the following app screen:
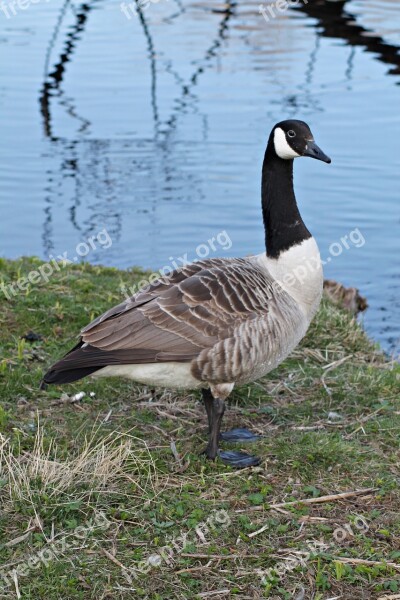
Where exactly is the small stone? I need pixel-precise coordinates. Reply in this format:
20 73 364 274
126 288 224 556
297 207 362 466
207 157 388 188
327 411 343 421
71 391 86 402
148 554 162 567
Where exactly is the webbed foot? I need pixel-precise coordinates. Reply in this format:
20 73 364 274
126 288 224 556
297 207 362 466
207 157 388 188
220 428 261 443
218 450 261 469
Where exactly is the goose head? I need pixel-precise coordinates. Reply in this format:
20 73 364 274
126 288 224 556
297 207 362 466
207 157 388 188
271 120 331 164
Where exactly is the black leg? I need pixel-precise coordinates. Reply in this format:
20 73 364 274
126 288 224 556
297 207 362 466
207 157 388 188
202 388 214 434
202 389 260 441
204 397 226 460
201 389 261 469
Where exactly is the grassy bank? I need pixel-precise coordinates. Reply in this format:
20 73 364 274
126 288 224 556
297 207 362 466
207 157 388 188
0 257 399 600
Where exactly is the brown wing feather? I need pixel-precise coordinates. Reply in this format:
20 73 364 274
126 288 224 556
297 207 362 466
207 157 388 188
80 258 273 361
44 257 301 384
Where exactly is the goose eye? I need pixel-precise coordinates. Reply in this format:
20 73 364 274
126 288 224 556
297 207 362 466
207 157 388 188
287 130 296 138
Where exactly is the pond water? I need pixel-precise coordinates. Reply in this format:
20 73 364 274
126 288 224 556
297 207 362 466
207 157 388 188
0 0 399 356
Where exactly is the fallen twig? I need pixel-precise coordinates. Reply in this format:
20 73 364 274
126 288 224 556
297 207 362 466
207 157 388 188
12 571 21 599
197 591 230 598
332 556 400 572
298 515 330 523
101 548 134 583
321 355 353 396
175 565 212 575
156 408 197 424
245 488 377 537
170 440 190 472
181 553 259 559
170 440 182 463
3 526 36 548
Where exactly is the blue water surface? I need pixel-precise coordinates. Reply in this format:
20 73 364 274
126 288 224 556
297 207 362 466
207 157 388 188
0 0 399 355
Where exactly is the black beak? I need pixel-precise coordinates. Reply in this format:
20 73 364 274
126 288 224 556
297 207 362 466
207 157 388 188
304 140 331 164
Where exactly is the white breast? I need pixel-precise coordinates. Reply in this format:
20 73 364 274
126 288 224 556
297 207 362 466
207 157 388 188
255 237 323 320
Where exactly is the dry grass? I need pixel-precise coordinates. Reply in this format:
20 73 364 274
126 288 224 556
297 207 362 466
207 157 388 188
0 420 158 523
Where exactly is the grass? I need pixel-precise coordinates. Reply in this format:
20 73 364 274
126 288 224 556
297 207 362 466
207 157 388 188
0 256 399 600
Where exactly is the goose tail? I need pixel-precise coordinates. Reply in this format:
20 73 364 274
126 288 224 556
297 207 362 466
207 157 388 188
40 340 103 389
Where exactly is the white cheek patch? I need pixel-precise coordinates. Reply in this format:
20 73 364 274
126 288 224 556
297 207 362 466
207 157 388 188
273 127 300 160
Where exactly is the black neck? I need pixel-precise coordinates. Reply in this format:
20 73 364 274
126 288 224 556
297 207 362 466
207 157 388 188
261 139 311 259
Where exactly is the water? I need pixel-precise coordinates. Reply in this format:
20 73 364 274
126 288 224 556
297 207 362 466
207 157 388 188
0 0 399 356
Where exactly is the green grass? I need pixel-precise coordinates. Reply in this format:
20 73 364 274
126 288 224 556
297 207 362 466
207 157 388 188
0 257 399 599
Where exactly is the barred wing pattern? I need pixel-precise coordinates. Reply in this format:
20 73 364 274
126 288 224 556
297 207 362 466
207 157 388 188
77 257 304 385
43 258 306 386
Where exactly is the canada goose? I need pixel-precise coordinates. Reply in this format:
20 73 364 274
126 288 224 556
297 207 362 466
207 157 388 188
41 120 331 468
